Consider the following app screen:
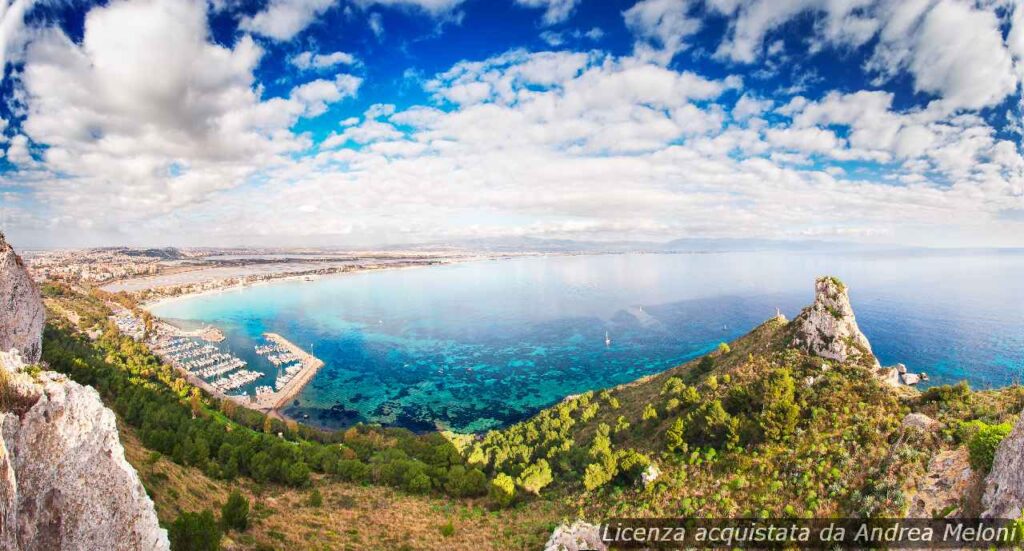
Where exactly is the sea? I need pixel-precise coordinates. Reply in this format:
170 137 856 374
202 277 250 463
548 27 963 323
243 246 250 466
149 250 1024 433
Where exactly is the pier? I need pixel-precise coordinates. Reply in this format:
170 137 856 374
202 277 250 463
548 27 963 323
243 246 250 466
248 332 324 414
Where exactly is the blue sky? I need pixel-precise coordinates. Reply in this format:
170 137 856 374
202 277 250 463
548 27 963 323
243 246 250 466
1 0 1023 247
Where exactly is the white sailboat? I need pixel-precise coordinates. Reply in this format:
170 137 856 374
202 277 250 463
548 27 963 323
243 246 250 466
605 331 611 347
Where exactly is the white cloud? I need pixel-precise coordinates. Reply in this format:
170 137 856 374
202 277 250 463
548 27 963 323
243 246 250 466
290 50 358 70
10 0 359 230
240 0 337 41
353 0 465 17
867 0 1017 111
623 0 701 64
0 0 35 74
289 74 362 116
516 0 580 25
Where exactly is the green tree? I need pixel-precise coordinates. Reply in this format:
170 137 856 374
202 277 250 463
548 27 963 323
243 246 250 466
517 459 553 495
489 473 516 507
169 510 221 551
718 342 731 354
642 403 658 421
759 368 800 441
583 462 613 491
665 417 686 453
220 490 249 532
685 400 738 449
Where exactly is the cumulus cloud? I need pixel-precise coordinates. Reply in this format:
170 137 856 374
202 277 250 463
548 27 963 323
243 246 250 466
623 0 701 64
12 0 359 229
290 50 358 70
0 0 35 73
515 0 580 25
240 0 338 41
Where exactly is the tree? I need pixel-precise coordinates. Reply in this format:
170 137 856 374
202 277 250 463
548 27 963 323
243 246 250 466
489 473 516 507
169 510 221 551
583 463 613 491
445 465 488 497
517 459 553 495
220 490 249 532
718 342 731 355
759 368 800 441
665 417 686 453
685 400 738 449
642 404 658 421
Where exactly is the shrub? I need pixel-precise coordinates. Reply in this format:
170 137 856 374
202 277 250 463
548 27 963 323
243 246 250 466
967 421 1013 473
583 463 613 491
307 488 323 507
718 342 731 355
220 490 249 532
685 400 738 449
444 465 488 497
642 404 658 421
169 510 221 551
489 473 516 507
517 459 553 495
665 417 686 453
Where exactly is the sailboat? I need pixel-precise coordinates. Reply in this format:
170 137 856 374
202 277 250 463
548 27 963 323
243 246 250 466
605 331 611 347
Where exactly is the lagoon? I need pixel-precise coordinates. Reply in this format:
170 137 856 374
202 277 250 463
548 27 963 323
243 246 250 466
150 250 1024 433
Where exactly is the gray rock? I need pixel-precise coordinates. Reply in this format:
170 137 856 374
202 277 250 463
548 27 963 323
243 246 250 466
896 363 908 374
0 355 170 550
0 233 44 363
983 410 1024 519
902 373 921 385
902 413 940 432
545 521 607 551
791 276 880 369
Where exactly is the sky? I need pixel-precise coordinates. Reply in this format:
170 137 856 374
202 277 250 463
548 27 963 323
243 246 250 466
0 0 1023 248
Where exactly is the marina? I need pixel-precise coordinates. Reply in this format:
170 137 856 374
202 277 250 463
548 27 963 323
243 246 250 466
248 332 325 415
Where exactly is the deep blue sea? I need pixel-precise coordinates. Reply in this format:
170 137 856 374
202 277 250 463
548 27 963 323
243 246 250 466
150 251 1024 433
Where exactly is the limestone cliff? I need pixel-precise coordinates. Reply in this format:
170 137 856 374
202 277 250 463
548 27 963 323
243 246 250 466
982 410 1024 518
0 232 44 363
0 236 169 550
791 276 879 369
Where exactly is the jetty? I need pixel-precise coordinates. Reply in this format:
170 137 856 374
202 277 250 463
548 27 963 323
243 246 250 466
248 332 324 415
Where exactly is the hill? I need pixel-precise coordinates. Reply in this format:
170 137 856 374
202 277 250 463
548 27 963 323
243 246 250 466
33 273 1024 550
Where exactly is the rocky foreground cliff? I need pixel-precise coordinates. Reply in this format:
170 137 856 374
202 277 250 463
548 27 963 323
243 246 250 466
0 233 44 363
0 233 169 550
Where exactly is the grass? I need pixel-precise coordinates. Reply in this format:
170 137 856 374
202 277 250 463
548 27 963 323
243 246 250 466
119 422 567 550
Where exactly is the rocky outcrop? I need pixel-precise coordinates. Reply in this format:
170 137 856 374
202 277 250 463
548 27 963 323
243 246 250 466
0 352 170 550
0 232 45 363
545 521 607 551
791 276 879 369
0 236 169 550
982 410 1024 518
907 447 976 518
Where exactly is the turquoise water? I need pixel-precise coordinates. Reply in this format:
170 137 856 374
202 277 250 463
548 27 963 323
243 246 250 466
150 251 1024 433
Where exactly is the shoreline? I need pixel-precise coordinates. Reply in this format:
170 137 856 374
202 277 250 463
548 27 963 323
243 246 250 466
136 256 501 311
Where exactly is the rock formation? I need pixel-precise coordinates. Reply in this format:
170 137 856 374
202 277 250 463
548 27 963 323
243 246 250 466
0 232 45 363
0 235 169 550
544 521 606 551
791 276 879 369
982 410 1024 518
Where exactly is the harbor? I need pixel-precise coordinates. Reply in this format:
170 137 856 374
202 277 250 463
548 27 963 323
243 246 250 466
248 332 325 415
111 303 321 415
